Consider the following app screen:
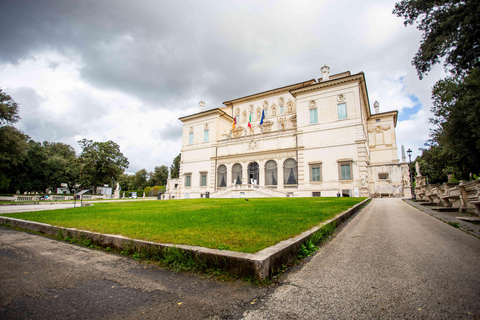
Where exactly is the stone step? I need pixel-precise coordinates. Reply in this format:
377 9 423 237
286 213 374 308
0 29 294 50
420 202 437 206
431 207 460 212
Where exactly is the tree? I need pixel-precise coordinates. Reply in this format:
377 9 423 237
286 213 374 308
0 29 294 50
0 89 20 126
43 142 79 192
170 153 180 179
148 165 168 186
117 173 136 192
430 67 480 178
77 139 129 192
394 0 480 179
9 141 49 193
134 169 149 190
393 0 480 78
415 145 453 184
0 89 29 192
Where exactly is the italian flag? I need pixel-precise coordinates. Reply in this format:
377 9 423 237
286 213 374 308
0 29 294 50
248 113 252 129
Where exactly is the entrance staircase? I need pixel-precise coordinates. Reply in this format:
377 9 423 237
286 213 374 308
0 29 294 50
211 184 290 198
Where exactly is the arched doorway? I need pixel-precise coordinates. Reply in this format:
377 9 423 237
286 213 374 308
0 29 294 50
232 163 242 185
265 160 277 186
284 158 298 185
248 162 259 185
217 165 227 188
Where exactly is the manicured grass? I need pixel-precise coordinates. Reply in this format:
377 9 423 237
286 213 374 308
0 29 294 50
3 197 365 253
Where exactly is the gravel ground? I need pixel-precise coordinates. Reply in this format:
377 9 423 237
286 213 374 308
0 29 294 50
243 198 480 319
0 226 269 319
404 199 480 238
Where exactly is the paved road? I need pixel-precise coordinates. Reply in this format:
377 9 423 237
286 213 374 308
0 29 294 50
244 198 480 319
0 227 268 319
1 199 479 319
0 203 77 214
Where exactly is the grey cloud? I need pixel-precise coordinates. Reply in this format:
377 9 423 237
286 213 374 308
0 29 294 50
9 87 79 142
152 122 183 142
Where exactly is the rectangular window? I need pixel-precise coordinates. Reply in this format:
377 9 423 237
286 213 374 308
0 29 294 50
310 164 322 182
188 132 193 145
378 173 389 180
339 162 352 180
310 109 318 124
185 193 189 199
338 103 347 120
280 105 284 114
204 130 209 142
264 109 268 117
312 192 321 197
185 175 191 187
200 173 207 186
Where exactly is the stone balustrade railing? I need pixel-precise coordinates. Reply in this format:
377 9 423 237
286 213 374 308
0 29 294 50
415 179 480 216
0 194 111 202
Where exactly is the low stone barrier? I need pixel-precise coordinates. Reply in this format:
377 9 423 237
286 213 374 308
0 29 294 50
415 179 480 216
0 198 370 280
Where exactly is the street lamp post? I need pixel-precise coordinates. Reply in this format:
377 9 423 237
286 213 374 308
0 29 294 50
407 148 415 200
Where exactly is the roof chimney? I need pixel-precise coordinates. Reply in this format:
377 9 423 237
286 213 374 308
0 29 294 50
199 100 205 113
374 101 380 114
321 65 330 81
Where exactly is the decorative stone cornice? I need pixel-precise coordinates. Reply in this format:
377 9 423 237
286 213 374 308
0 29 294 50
222 79 316 106
179 108 233 122
368 110 398 127
289 73 365 97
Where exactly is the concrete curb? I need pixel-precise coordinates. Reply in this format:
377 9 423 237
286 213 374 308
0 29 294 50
0 198 370 280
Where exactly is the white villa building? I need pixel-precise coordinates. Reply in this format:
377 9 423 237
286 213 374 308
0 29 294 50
164 66 411 199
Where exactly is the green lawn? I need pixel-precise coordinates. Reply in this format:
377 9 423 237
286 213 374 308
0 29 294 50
3 197 365 253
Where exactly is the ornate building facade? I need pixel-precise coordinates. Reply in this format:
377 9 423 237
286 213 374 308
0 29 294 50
164 66 411 199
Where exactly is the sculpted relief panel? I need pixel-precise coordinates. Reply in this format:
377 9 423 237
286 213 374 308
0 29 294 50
368 124 392 147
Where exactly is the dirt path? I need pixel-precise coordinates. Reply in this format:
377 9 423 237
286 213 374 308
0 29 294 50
0 226 269 319
244 198 480 319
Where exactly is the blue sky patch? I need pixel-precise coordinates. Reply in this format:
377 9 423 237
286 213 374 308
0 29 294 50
398 94 422 121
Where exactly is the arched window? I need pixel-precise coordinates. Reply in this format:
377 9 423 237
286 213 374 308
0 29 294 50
217 165 227 188
265 160 277 186
284 158 298 185
232 163 242 185
248 162 259 185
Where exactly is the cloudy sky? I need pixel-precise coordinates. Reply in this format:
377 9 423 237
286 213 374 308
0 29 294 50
0 0 445 174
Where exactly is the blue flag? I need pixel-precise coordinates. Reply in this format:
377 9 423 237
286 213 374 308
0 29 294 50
260 109 265 125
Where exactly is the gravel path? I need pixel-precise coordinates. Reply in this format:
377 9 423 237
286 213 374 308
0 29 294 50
0 227 268 319
243 198 480 319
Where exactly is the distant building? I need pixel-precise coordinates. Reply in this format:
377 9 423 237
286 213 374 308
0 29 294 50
164 66 410 199
96 185 112 196
56 183 71 194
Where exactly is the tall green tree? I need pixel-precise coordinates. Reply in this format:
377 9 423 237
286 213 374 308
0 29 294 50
394 0 480 179
134 169 149 190
430 68 480 178
77 139 129 192
43 142 79 192
148 165 168 186
10 141 49 193
0 89 29 192
117 173 136 192
170 153 180 179
0 88 20 126
393 0 480 78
